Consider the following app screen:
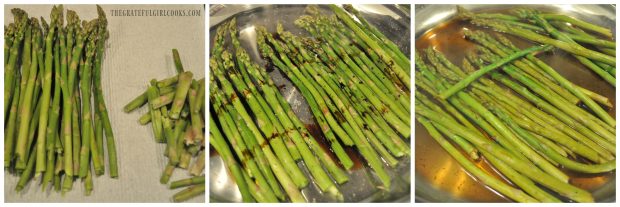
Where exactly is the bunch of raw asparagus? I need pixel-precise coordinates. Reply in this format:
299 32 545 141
415 29 615 201
123 49 205 202
209 4 410 202
4 5 118 195
458 6 616 85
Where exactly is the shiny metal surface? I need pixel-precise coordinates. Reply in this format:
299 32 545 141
415 4 616 203
209 4 411 203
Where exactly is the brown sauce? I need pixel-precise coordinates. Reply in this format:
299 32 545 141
415 14 615 202
305 124 366 170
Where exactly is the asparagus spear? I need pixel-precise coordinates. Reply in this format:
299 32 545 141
172 48 184 73
216 51 308 188
146 85 164 142
552 21 616 57
172 184 205 202
296 19 410 124
439 44 550 99
539 13 613 38
169 71 193 119
476 47 615 142
5 8 28 117
210 82 278 202
416 116 538 203
416 103 593 202
342 4 410 72
417 92 559 202
417 55 531 163
78 29 97 178
14 19 40 169
459 32 580 104
490 104 615 173
328 4 410 89
169 175 205 189
278 25 405 160
308 15 410 109
462 12 615 66
93 5 118 178
472 88 605 162
257 26 392 190
520 9 616 87
212 59 302 202
42 20 63 190
35 5 60 175
229 21 346 195
5 63 22 167
422 51 570 182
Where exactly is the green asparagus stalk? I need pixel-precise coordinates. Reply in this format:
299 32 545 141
464 14 615 66
170 175 205 189
309 16 410 109
58 19 74 177
521 10 616 86
172 184 205 202
415 92 479 159
460 32 580 104
187 81 204 144
146 85 164 142
157 75 178 88
16 148 37 192
296 20 410 124
279 27 404 161
211 82 278 202
212 59 301 201
123 85 175 113
15 19 32 127
476 48 616 143
418 89 559 202
14 21 40 168
78 28 97 178
210 115 253 202
328 4 410 89
257 27 392 190
4 73 21 167
539 13 613 38
240 35 354 172
172 48 184 73
150 91 176 109
226 28 302 160
416 103 593 202
35 5 60 175
93 5 118 178
491 106 615 173
473 88 605 162
552 21 616 57
138 113 151 125
417 56 532 162
342 4 411 72
169 71 193 119
71 92 81 173
422 51 570 182
189 150 204 176
215 51 308 188
439 44 550 99
5 9 28 117
416 116 538 202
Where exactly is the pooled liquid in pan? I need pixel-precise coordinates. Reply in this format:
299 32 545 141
415 16 615 202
